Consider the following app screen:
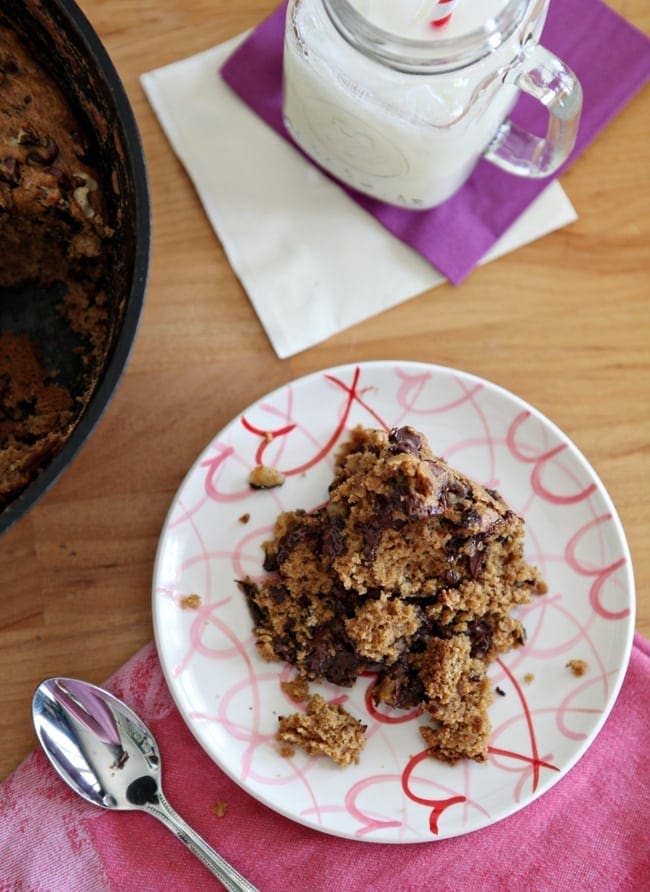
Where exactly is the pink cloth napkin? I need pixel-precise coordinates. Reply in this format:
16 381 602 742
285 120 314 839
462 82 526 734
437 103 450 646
1 633 648 890
220 0 650 284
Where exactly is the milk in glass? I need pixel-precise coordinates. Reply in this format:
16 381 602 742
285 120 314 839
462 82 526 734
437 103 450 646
283 0 544 207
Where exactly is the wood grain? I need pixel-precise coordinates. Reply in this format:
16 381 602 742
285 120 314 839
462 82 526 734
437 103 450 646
1 0 648 781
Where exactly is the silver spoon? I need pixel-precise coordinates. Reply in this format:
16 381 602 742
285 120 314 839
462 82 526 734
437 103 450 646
33 677 258 891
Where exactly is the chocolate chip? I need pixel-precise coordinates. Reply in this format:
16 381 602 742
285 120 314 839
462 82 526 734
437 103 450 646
17 126 41 146
323 647 361 686
361 523 382 563
49 165 75 192
273 638 298 664
462 508 483 529
469 552 486 578
236 579 266 626
440 479 471 510
329 582 362 619
448 479 470 498
388 426 422 456
236 577 259 601
70 129 90 160
468 619 492 659
0 157 18 185
446 536 464 556
26 138 59 167
382 477 432 520
268 585 288 604
302 626 361 687
445 567 460 586
467 537 486 578
262 551 278 573
43 137 60 163
375 656 424 709
274 519 315 566
495 686 506 696
322 514 345 559
0 58 19 84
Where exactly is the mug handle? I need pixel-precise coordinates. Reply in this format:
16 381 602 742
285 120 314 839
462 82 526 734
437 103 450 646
484 44 582 177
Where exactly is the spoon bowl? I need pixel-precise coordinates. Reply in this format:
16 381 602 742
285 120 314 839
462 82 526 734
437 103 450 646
33 677 257 891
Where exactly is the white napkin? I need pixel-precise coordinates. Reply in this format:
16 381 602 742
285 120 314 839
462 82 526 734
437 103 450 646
141 34 577 359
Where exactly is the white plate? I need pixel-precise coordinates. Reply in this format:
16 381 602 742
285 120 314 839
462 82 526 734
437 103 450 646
152 361 635 843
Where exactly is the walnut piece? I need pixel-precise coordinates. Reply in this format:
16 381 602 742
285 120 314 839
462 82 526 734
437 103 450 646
248 465 285 490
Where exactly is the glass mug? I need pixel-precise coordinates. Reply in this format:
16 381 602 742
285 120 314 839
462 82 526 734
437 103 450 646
282 0 583 209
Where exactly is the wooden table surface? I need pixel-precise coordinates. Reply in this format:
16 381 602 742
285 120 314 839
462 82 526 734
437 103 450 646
1 0 648 782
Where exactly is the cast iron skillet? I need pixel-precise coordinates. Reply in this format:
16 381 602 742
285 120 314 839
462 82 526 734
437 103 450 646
0 0 151 535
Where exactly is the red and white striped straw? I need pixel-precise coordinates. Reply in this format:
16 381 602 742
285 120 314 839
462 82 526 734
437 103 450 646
430 0 459 27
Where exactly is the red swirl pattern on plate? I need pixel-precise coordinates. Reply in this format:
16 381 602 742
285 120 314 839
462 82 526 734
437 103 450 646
153 362 634 843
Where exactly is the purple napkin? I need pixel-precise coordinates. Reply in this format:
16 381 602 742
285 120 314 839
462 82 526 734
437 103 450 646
221 0 650 284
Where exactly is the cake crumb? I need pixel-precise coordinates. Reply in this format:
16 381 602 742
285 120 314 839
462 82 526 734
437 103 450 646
566 659 588 677
238 513 251 524
212 801 228 818
276 693 367 767
248 465 285 490
523 673 535 684
281 677 310 703
278 743 295 758
179 593 202 610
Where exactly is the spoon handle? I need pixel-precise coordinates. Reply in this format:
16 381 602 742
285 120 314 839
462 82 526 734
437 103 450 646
145 790 258 891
